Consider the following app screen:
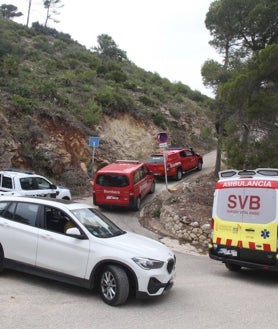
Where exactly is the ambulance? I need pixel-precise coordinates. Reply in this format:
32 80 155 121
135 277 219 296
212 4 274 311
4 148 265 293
209 168 278 271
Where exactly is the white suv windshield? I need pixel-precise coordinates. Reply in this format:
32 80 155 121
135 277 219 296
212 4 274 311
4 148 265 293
71 208 125 238
216 187 276 224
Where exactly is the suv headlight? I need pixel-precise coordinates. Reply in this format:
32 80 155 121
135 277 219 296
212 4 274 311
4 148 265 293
132 257 164 270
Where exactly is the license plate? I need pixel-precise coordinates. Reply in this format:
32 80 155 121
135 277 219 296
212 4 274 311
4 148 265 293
218 248 237 257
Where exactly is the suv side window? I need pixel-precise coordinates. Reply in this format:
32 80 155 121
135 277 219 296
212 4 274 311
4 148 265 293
0 201 9 216
2 176 13 189
2 202 39 227
45 206 75 234
20 177 52 190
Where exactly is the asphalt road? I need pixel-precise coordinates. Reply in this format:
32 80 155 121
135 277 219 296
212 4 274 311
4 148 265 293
2 252 278 329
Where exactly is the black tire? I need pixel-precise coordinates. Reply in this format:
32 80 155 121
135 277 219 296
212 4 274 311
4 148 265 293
100 265 129 306
133 196 141 211
0 246 4 273
149 181 156 194
197 161 203 171
176 168 183 181
225 263 241 272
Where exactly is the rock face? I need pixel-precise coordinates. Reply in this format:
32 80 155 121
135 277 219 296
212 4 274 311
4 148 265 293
0 112 163 193
0 103 214 196
140 175 216 254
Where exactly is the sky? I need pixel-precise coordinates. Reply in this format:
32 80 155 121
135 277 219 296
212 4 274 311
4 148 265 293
7 0 221 97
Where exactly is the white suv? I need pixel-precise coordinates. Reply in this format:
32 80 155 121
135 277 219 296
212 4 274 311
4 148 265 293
0 169 71 200
0 196 175 306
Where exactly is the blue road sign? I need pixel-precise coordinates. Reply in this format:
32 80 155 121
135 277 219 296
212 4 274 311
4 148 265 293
89 136 100 147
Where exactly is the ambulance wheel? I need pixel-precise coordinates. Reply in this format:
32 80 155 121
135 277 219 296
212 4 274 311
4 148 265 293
225 263 241 272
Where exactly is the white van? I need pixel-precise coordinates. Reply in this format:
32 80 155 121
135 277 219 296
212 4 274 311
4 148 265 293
209 168 278 271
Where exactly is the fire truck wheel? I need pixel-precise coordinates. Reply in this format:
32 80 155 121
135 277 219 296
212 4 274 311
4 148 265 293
133 197 141 211
175 168 183 181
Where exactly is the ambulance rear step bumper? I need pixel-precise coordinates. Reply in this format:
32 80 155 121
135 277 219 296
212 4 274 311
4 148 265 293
209 247 278 271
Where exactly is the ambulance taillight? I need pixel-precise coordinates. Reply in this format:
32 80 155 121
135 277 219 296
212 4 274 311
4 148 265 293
210 218 214 243
277 228 278 252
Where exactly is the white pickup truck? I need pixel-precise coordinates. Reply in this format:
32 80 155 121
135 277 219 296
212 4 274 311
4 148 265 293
0 169 71 200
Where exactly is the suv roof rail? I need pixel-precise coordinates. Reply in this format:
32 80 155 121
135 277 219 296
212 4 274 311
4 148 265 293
219 168 278 179
4 168 35 175
115 160 140 164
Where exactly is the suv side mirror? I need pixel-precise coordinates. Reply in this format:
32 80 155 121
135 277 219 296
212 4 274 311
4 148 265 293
50 184 57 189
66 227 87 239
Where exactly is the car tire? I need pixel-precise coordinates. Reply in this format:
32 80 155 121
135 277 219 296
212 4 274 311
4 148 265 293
100 265 129 306
0 245 4 273
225 263 241 272
176 168 183 181
133 197 141 211
197 161 203 171
150 181 156 194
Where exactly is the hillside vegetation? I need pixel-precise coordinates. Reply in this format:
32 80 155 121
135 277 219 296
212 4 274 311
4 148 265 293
0 18 216 195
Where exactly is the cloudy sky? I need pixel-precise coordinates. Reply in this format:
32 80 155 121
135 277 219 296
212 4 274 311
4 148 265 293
9 0 221 97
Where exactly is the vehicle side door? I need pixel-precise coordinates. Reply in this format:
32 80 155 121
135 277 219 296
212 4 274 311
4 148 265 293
185 150 197 170
179 150 188 171
19 177 57 198
36 205 90 278
0 201 39 265
133 166 150 198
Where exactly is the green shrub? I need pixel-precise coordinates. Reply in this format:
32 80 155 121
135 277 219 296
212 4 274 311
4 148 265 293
95 86 133 115
139 95 156 107
153 111 167 127
152 207 161 218
1 54 19 76
11 94 32 114
105 69 127 83
83 100 102 127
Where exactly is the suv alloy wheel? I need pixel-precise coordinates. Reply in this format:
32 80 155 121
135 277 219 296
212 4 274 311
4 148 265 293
100 265 129 306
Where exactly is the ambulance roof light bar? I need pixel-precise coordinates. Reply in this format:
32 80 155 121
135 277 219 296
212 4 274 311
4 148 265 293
219 168 278 179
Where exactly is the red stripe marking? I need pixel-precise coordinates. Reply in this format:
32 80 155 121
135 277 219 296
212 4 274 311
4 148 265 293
226 239 232 246
216 237 221 244
237 240 243 248
249 242 256 249
263 244 271 251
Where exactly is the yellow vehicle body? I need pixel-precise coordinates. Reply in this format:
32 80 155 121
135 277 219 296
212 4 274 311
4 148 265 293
209 168 278 271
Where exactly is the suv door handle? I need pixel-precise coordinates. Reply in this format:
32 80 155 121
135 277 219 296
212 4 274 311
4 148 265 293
0 221 9 228
42 234 53 240
245 228 255 232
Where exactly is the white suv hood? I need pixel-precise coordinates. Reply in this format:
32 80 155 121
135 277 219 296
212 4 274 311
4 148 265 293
104 231 174 260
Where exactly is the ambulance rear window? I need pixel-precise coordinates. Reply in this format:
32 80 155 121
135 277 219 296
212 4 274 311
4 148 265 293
216 188 276 224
